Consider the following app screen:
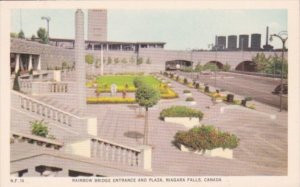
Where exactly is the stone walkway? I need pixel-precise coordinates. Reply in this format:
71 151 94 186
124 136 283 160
87 74 287 176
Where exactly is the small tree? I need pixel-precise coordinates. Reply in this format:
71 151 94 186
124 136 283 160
195 62 202 72
121 58 128 64
10 32 17 38
85 54 94 64
107 57 112 64
31 34 36 41
13 70 20 91
31 120 48 137
135 85 160 145
129 56 135 64
37 28 48 44
223 63 231 72
18 30 25 39
114 58 120 64
146 57 151 64
137 57 143 65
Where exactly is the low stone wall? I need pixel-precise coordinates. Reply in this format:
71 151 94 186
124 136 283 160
180 144 233 159
164 117 200 128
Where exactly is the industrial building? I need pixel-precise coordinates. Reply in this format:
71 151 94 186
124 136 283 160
251 33 261 50
239 34 249 50
227 35 237 50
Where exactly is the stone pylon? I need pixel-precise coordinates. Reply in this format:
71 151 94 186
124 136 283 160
75 9 86 116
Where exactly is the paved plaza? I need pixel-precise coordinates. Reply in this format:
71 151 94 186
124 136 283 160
87 73 287 176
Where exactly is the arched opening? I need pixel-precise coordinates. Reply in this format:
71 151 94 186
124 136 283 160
204 61 224 69
165 60 193 71
235 61 256 72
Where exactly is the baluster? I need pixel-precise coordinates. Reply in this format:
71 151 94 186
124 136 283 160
21 98 25 109
48 108 52 119
36 104 40 114
110 145 115 161
44 107 48 117
127 150 132 166
31 102 35 112
98 141 104 159
65 84 68 93
124 149 128 164
115 147 120 162
104 143 109 160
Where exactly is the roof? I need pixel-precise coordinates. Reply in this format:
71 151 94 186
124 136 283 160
49 37 166 45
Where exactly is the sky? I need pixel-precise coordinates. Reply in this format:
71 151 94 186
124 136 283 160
11 9 287 50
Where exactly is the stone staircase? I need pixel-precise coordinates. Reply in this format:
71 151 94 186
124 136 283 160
33 95 81 116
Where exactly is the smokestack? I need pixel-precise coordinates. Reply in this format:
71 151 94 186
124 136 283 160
266 26 269 45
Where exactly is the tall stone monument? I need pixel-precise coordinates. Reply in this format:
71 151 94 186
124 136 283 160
75 9 86 116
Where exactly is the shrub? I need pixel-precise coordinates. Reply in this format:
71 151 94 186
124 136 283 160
160 106 203 120
195 83 200 89
13 71 20 91
185 97 194 102
31 120 48 137
133 76 145 88
245 97 252 101
85 54 94 64
87 97 136 104
183 90 191 93
174 125 239 151
183 78 188 85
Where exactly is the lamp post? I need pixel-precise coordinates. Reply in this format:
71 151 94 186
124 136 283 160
41 16 51 42
270 31 288 112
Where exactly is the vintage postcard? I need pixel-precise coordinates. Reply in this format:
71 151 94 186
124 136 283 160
0 0 299 187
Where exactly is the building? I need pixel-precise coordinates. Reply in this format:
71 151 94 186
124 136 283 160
216 36 226 50
239 34 249 50
88 9 107 41
263 26 274 51
227 35 237 50
251 33 261 51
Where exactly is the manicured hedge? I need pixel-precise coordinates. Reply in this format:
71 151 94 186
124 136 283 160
160 106 203 119
174 125 239 151
185 97 194 101
87 97 135 104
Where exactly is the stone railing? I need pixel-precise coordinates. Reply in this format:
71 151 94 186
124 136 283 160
48 82 68 93
11 132 64 150
65 138 152 170
90 137 141 167
11 90 84 129
19 79 32 93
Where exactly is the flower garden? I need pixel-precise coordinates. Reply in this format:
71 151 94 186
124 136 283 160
86 74 178 104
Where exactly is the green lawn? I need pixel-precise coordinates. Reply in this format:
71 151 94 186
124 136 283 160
96 75 161 90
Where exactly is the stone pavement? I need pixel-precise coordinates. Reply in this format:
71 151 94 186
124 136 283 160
86 74 287 176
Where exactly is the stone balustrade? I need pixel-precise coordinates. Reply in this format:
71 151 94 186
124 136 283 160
49 83 68 93
90 138 141 167
11 132 64 150
11 90 81 128
19 79 32 93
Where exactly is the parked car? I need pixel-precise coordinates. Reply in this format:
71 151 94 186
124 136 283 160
272 84 288 94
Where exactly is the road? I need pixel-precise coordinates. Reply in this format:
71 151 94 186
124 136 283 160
175 71 287 108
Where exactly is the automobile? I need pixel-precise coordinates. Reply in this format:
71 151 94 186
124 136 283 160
272 84 288 95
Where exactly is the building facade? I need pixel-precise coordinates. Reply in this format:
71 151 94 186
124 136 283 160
88 9 107 41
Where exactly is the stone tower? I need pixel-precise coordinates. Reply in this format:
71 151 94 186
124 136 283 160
75 9 86 116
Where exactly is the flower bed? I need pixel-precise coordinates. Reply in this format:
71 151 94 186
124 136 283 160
174 125 239 153
87 97 136 104
160 106 203 120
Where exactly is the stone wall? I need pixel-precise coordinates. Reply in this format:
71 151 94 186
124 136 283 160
11 38 287 74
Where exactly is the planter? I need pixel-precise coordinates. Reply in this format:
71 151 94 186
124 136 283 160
184 93 192 97
215 98 223 103
164 117 200 128
186 101 197 105
180 144 233 159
